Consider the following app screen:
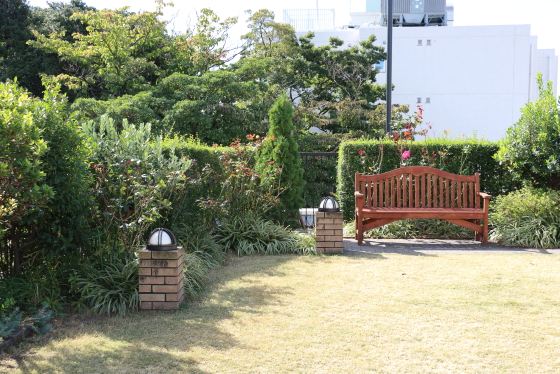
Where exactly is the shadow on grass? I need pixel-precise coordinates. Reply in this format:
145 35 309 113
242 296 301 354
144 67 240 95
3 255 298 374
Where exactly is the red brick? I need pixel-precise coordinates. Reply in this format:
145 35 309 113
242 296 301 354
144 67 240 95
150 248 184 260
315 236 325 242
153 284 181 293
325 212 343 218
139 293 165 302
165 274 183 285
316 218 335 225
139 285 151 293
316 241 333 248
316 229 335 236
152 301 180 310
152 267 182 276
139 257 183 268
166 288 184 302
140 302 153 310
139 268 151 276
139 276 165 285
138 250 152 259
325 235 343 241
324 224 341 230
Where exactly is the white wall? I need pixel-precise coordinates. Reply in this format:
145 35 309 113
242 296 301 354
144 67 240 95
300 24 558 140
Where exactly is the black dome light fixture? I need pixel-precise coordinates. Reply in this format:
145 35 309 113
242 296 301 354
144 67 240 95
146 228 178 251
318 196 340 213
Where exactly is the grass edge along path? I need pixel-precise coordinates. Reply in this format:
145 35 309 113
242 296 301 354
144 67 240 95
2 253 560 373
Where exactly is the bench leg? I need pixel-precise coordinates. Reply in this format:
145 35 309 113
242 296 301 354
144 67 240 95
482 218 489 246
474 219 482 241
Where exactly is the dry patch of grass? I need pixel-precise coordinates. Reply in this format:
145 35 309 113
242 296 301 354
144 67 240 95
2 253 560 373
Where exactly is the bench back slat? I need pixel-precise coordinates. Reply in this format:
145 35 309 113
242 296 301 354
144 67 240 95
356 166 480 209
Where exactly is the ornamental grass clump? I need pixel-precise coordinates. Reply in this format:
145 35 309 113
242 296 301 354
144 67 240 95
490 187 560 248
215 215 314 256
70 254 139 316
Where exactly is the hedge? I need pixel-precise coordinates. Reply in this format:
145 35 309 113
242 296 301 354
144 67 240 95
337 139 521 221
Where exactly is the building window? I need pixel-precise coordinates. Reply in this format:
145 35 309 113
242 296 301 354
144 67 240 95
375 60 385 72
417 97 422 104
426 97 431 104
427 39 431 46
417 40 422 46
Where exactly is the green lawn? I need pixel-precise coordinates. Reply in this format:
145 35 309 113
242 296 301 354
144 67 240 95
2 253 560 373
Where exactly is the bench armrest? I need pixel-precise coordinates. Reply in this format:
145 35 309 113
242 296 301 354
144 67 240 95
355 191 365 207
477 192 492 213
478 192 492 200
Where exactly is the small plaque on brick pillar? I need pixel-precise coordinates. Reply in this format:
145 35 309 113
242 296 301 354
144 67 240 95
139 228 184 310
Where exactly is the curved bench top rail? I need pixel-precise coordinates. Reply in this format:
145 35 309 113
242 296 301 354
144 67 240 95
356 166 479 183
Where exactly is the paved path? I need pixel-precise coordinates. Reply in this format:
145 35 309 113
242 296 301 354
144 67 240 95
343 238 560 255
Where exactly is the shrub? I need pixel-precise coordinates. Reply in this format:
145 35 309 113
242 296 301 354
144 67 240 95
490 187 560 248
199 137 283 223
0 307 22 340
256 94 305 221
0 81 53 277
496 74 560 189
83 115 193 252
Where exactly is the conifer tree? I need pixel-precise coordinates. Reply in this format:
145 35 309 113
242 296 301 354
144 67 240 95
256 94 305 220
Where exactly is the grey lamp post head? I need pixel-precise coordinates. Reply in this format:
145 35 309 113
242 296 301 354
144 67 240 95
146 228 178 251
318 196 340 212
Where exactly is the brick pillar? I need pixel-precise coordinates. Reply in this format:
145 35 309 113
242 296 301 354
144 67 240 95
315 211 344 254
138 247 184 310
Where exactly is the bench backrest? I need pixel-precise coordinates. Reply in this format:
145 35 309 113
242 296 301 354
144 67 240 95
355 166 481 209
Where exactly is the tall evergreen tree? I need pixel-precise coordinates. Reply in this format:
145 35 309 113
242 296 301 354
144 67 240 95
256 94 305 221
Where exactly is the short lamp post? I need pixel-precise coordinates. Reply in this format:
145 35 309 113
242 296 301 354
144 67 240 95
318 196 340 213
139 228 184 310
146 228 178 251
315 196 344 254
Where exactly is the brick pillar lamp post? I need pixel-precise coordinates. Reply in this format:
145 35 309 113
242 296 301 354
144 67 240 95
139 228 184 310
315 196 344 254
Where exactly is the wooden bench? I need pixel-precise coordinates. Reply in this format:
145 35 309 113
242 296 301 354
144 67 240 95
355 166 492 246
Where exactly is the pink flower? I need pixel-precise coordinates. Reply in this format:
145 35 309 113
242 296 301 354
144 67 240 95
358 150 365 155
402 151 411 159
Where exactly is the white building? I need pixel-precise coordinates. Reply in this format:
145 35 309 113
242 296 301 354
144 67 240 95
292 3 558 140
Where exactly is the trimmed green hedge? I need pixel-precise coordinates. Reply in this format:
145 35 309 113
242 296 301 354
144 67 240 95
337 139 520 221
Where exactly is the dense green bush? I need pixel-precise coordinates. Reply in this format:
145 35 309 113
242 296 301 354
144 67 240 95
256 95 305 221
337 139 519 220
496 74 560 189
83 115 193 252
490 187 560 248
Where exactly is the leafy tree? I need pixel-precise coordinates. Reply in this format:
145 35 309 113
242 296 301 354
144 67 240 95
240 10 387 135
0 0 94 97
71 58 275 145
241 9 298 59
256 94 305 220
496 73 560 189
167 8 240 76
29 1 170 98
